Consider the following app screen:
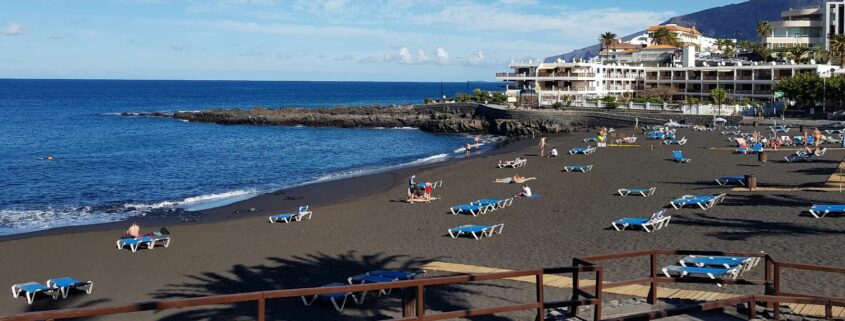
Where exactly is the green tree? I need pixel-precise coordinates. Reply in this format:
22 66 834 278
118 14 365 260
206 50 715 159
789 45 811 63
737 40 755 53
756 21 772 42
710 87 728 115
599 32 618 57
455 92 471 102
830 34 845 67
650 27 681 47
750 43 772 62
774 72 823 109
815 48 834 64
423 97 434 104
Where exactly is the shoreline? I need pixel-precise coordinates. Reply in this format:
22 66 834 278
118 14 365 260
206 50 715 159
0 137 537 242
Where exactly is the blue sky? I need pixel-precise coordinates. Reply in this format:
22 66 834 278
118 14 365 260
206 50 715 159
0 0 742 81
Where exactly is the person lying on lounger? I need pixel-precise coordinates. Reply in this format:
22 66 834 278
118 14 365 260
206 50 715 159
122 222 170 239
514 185 533 198
495 175 536 184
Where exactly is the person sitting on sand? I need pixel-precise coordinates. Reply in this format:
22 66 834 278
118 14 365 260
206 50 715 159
514 184 532 198
548 147 558 157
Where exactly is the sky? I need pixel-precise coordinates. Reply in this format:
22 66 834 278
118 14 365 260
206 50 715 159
0 0 743 81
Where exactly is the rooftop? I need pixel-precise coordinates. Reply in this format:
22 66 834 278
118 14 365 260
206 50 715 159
647 24 701 36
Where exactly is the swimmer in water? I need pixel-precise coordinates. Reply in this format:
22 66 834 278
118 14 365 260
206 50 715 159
38 156 54 161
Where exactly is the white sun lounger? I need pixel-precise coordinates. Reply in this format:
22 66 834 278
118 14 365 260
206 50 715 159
269 206 313 223
11 282 57 304
611 209 671 232
116 235 171 252
669 194 726 210
617 187 656 197
46 277 93 299
447 224 504 240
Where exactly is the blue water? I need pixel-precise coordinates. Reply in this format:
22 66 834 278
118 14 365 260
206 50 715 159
0 79 503 235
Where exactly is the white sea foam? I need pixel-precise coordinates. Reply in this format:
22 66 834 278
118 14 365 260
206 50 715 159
123 189 259 211
0 207 130 236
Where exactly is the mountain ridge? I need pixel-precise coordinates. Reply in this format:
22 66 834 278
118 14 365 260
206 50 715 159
546 0 823 62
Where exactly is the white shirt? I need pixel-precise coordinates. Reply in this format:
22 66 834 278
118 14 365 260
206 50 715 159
522 186 532 197
550 148 558 156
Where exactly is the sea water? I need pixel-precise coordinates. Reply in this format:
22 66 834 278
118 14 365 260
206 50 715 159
0 79 502 235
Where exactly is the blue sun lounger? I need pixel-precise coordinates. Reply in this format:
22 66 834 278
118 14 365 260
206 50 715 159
269 205 313 223
450 204 492 216
116 235 171 252
563 165 593 172
416 181 443 189
448 224 503 240
568 146 596 155
11 282 57 304
648 131 666 140
301 282 358 312
611 209 671 232
672 150 690 163
471 198 513 210
808 204 845 218
669 194 726 210
679 256 760 273
583 136 598 142
661 265 741 286
716 176 746 186
617 187 656 197
46 277 93 299
662 137 687 145
347 269 424 298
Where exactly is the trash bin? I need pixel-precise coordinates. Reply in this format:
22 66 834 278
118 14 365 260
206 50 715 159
758 151 768 163
746 174 757 189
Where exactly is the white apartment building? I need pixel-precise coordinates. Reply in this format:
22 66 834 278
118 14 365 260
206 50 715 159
764 1 845 51
496 51 841 106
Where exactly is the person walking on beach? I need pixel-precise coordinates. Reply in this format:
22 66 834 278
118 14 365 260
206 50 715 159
539 136 546 157
408 175 416 198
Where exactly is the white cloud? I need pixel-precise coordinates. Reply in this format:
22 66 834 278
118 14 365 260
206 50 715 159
2 22 27 36
294 0 348 13
468 50 484 64
398 47 412 63
409 5 674 40
436 47 449 63
333 54 355 61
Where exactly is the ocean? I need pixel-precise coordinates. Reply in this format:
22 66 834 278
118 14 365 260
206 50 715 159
0 79 503 236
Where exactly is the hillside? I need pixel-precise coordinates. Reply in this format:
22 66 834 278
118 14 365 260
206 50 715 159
547 0 822 62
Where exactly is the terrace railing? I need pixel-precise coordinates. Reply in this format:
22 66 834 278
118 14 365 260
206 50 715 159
1 249 843 321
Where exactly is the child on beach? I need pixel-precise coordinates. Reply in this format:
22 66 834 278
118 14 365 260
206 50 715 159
539 136 546 157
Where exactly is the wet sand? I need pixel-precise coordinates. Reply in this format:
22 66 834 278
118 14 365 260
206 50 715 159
1 127 843 320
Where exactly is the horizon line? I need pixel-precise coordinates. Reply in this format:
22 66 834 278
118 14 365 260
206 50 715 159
0 77 504 83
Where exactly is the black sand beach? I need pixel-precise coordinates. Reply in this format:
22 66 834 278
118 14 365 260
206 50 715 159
1 127 843 320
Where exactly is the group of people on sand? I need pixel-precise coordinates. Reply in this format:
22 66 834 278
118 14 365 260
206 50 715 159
740 128 826 151
406 174 434 203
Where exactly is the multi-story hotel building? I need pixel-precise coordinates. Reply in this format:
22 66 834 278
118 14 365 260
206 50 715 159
764 1 845 51
496 47 841 106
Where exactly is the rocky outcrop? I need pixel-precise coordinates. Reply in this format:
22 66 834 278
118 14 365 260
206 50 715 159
171 106 493 134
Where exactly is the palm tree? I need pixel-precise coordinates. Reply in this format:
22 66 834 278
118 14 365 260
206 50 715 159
830 34 845 67
756 21 772 42
599 32 618 57
789 45 811 63
752 44 772 62
650 27 681 47
737 40 755 53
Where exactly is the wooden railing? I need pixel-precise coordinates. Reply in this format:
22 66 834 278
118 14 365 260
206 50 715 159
1 249 843 321
0 266 602 321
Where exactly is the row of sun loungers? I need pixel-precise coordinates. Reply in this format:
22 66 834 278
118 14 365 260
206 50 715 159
448 224 504 240
303 270 423 312
450 198 513 216
648 131 676 140
736 143 763 154
12 277 93 304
